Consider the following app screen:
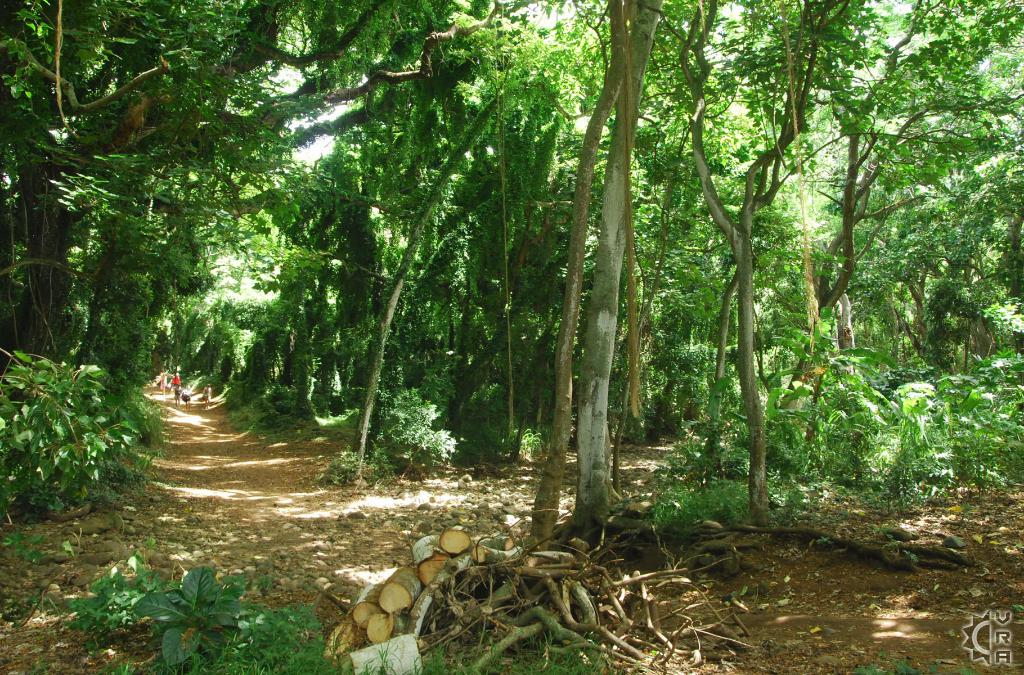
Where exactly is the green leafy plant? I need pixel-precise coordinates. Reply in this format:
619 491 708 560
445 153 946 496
218 605 334 673
135 567 244 666
1 532 46 563
651 480 749 535
0 352 144 514
377 389 457 472
320 449 393 485
69 554 168 643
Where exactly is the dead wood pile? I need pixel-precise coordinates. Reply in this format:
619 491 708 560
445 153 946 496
323 526 747 674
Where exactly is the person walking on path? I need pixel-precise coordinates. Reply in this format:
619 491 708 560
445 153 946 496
172 371 182 407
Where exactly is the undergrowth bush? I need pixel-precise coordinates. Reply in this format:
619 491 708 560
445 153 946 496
0 353 155 515
693 332 1024 510
664 434 748 487
320 449 394 485
69 554 169 644
377 389 456 472
652 480 748 535
72 563 335 674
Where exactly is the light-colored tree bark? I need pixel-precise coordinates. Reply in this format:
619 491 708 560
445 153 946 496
836 292 855 350
1009 212 1023 354
573 0 662 530
353 101 496 478
612 174 675 489
530 0 630 543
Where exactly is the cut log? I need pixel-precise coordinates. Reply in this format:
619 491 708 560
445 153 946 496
379 567 423 613
352 584 385 628
410 553 474 637
439 527 472 555
475 535 514 551
416 552 450 585
411 534 441 564
323 616 365 659
366 612 395 644
349 634 421 675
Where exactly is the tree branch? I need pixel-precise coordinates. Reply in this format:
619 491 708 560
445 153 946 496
251 0 388 68
4 39 169 114
323 2 500 105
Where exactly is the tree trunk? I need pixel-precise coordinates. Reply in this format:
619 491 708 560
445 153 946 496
573 0 662 530
353 100 496 477
530 0 630 543
612 172 675 489
704 267 738 480
836 292 855 350
734 231 768 526
1009 212 1023 353
1 162 73 358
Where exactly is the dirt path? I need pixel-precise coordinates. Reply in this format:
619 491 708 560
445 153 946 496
146 392 541 593
2 392 1022 673
132 395 1024 672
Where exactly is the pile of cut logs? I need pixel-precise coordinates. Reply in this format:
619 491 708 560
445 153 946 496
323 525 741 674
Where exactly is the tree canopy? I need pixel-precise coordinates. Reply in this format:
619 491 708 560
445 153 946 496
2 0 1023 544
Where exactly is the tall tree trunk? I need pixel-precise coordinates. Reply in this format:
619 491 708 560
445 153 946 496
352 100 496 477
733 230 769 525
1 162 73 357
76 232 118 366
530 0 630 543
573 0 662 530
611 174 674 489
1009 212 1023 353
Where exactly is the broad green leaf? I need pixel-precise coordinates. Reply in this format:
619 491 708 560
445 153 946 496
181 567 217 606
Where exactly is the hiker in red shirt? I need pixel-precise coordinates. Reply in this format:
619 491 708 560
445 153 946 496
172 371 182 406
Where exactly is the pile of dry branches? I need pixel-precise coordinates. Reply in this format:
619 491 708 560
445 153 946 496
323 525 750 674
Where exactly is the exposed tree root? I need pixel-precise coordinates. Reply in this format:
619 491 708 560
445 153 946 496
699 524 973 572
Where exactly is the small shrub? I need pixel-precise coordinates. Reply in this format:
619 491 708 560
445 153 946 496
0 353 145 514
1 532 46 563
377 389 456 472
320 449 393 485
208 605 335 674
652 480 748 535
518 428 544 461
662 434 748 487
69 555 168 643
135 567 245 666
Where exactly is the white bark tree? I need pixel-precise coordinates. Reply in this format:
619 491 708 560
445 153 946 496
573 0 663 529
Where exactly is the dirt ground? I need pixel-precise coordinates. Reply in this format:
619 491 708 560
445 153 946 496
1 391 1022 673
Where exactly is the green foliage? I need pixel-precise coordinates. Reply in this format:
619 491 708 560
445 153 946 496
320 449 394 485
0 353 149 514
204 605 335 674
760 348 1024 507
853 659 979 675
134 567 245 666
662 435 748 487
1 532 46 563
90 602 335 674
69 555 169 643
377 389 457 472
418 639 607 675
652 480 749 535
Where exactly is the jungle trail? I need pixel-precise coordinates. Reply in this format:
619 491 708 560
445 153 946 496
1 0 1023 673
